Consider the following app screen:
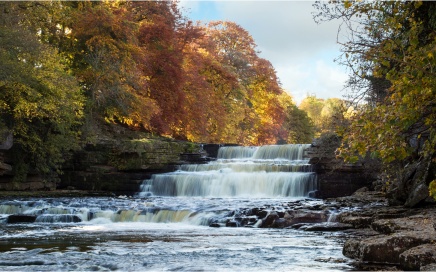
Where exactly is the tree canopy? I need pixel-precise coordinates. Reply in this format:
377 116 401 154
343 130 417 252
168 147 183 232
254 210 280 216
0 0 314 182
0 2 84 181
314 1 436 199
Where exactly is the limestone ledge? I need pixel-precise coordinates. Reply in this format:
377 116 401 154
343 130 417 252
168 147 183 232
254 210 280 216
335 191 436 271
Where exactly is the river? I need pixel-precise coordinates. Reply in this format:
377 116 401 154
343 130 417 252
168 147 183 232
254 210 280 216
0 144 353 271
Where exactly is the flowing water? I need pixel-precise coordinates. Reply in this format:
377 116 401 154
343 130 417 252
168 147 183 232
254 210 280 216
0 144 352 271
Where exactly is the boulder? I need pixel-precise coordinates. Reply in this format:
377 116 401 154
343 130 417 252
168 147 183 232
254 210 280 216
260 212 279 228
399 244 436 271
343 231 433 264
405 183 429 208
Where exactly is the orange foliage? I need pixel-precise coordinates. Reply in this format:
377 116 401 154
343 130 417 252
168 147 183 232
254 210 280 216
65 1 303 145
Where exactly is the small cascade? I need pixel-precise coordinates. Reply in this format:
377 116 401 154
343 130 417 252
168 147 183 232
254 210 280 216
139 144 316 198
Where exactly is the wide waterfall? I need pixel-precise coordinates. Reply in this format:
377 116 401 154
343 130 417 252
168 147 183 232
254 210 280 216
0 143 354 271
139 144 317 198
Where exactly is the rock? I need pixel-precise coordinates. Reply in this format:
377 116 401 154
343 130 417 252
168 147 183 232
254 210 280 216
391 156 434 207
405 183 429 208
283 210 327 226
340 216 373 229
256 209 269 218
35 214 82 223
371 219 400 234
421 263 436 271
0 131 13 150
301 222 353 232
7 214 37 223
399 244 436 271
271 218 289 228
225 220 238 227
0 162 12 174
354 186 369 193
260 212 279 228
306 134 378 199
343 231 433 264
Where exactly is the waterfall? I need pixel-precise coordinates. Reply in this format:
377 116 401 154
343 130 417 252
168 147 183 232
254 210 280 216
139 144 316 198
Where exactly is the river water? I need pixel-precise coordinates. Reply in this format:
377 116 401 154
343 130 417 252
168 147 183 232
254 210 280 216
0 144 353 271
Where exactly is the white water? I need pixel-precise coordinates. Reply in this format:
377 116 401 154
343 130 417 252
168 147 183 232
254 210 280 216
0 144 353 271
139 144 317 198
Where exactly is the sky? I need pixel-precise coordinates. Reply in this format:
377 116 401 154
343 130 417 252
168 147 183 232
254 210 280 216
178 0 349 104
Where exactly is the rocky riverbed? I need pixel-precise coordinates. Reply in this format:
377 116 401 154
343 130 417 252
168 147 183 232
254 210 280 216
233 188 436 271
324 189 436 271
1 188 435 271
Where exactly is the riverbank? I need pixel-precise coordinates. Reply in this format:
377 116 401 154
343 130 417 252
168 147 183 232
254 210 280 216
328 189 436 271
0 190 114 199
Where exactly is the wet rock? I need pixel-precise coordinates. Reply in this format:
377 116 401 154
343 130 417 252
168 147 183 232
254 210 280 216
35 214 82 223
256 209 268 219
209 223 222 228
240 217 257 227
260 212 279 228
283 210 327 226
271 218 289 228
399 244 436 271
225 220 238 227
7 214 37 223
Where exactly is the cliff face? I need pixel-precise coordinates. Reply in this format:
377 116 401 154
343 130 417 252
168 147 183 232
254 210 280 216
306 134 378 199
59 138 200 195
0 124 201 195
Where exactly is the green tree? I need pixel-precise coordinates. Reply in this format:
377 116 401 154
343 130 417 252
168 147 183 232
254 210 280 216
279 94 314 143
299 95 324 137
299 96 346 137
315 1 436 201
0 2 84 182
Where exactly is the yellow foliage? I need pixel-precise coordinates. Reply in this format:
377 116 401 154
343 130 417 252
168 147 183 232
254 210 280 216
429 180 436 200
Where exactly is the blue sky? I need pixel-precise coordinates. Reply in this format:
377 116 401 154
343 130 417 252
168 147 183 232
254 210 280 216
178 0 348 104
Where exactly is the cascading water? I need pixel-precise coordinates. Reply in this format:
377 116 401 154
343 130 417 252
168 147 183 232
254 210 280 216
0 144 352 271
139 144 317 198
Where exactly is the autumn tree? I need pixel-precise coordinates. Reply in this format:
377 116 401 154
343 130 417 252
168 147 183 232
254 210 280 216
70 1 160 132
315 1 436 203
0 2 84 182
203 21 292 145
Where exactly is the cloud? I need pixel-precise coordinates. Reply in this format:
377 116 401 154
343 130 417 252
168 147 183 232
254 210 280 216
179 1 348 102
216 1 340 60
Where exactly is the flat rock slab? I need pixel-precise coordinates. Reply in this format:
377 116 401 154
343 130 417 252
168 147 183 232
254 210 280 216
343 231 433 264
6 214 37 224
400 244 436 271
300 222 353 232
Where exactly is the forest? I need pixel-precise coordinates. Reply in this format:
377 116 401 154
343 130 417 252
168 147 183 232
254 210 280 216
0 1 317 181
